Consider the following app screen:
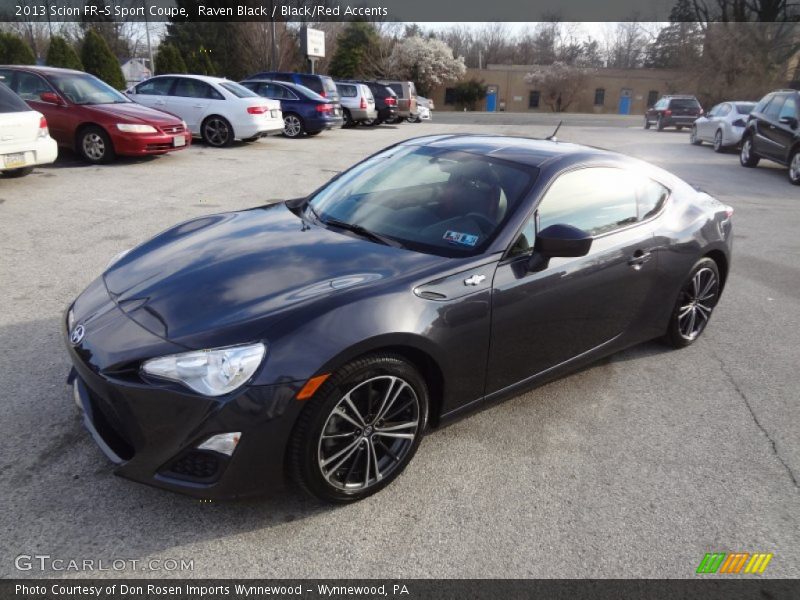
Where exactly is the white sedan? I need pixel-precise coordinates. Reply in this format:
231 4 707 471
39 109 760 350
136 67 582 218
126 75 283 147
0 82 57 177
690 101 756 152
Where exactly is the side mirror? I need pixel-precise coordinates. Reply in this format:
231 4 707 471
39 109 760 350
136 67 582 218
779 115 798 129
39 91 63 105
527 224 592 272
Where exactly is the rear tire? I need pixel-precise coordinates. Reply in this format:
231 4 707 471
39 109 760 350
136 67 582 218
283 113 305 138
713 130 725 153
201 116 233 147
662 258 721 348
2 166 34 178
644 116 651 130
740 136 760 167
287 354 429 503
656 116 665 131
342 109 355 128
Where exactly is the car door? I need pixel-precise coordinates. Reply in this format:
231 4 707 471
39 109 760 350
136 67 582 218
486 167 663 394
754 94 786 160
167 78 216 134
773 95 798 165
10 70 72 144
700 104 720 139
129 76 175 112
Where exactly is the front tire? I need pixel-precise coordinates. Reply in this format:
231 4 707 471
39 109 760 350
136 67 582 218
740 136 760 167
788 149 800 185
713 130 724 153
656 116 665 131
201 116 233 147
78 126 115 164
662 258 721 348
288 354 429 503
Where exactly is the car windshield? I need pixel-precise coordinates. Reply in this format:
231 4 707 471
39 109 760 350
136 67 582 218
0 82 30 113
735 102 755 114
49 73 129 105
220 81 259 98
306 144 535 257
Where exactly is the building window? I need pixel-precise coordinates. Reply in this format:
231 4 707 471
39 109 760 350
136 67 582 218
594 88 605 106
647 90 659 107
444 87 456 105
529 90 540 109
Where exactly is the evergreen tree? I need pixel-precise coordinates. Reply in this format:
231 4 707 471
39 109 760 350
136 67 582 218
0 33 36 65
81 29 126 89
155 43 187 75
46 36 83 70
329 22 380 79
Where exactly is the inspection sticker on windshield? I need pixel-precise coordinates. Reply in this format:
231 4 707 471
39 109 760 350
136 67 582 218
444 230 479 247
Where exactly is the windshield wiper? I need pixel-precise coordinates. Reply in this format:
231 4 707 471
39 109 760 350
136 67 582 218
322 216 403 248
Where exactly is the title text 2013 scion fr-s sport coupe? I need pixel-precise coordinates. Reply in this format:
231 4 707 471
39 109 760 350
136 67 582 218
64 135 733 503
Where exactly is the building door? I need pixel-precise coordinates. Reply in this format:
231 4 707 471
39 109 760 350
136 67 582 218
486 85 498 112
618 88 632 115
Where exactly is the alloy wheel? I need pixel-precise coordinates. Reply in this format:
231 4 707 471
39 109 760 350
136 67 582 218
82 133 106 161
714 130 723 152
789 152 800 184
677 267 718 341
317 375 420 491
203 118 230 146
284 114 303 137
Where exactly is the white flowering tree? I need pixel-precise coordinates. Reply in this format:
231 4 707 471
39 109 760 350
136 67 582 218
388 36 466 96
524 62 592 112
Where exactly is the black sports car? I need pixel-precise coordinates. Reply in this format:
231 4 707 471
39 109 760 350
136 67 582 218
64 135 733 502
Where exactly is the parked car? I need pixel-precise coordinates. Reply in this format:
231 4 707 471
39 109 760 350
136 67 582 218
644 95 703 131
352 81 398 126
740 89 800 185
377 80 417 121
64 135 733 503
409 95 433 123
246 71 341 108
334 81 377 127
690 101 755 152
0 66 190 163
126 75 282 147
240 79 342 138
0 81 57 177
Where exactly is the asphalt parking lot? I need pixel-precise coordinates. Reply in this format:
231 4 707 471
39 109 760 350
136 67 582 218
1 113 798 579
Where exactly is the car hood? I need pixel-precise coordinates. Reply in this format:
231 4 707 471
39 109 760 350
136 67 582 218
87 102 181 125
103 203 444 349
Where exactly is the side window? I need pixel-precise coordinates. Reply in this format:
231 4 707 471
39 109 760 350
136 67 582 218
297 74 323 94
260 83 281 98
174 79 222 100
339 84 356 98
763 96 785 120
654 99 667 110
707 104 720 117
136 77 173 96
529 90 540 108
0 82 31 113
636 178 670 220
594 88 605 106
14 72 53 101
779 96 797 120
754 95 771 114
537 168 638 237
718 103 731 116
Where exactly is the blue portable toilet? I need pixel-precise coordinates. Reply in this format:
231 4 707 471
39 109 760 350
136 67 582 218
486 85 498 112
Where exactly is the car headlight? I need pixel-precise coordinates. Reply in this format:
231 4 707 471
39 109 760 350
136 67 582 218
105 248 132 270
116 123 157 134
141 343 266 397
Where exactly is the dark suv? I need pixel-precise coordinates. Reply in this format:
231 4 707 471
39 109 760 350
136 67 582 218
645 95 703 131
341 80 398 126
740 89 800 185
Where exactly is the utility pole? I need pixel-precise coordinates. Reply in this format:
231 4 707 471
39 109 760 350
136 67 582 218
143 0 155 75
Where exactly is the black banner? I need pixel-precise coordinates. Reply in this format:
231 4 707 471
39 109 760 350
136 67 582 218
3 579 800 600
2 0 799 22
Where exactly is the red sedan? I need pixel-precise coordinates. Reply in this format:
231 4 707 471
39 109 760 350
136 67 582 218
0 65 190 163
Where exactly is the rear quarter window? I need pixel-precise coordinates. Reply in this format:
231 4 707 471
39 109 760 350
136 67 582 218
338 84 356 97
297 74 323 94
0 82 30 113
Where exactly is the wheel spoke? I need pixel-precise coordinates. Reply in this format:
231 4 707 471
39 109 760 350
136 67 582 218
362 438 371 488
376 420 418 432
369 439 381 481
321 436 361 468
322 430 358 439
695 303 712 319
375 378 406 422
686 308 697 336
699 276 716 300
343 393 367 428
678 304 693 318
374 431 415 440
333 406 363 430
383 398 415 422
323 440 362 480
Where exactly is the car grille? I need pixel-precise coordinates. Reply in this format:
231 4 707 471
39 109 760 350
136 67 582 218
162 450 222 483
160 124 185 135
146 143 175 151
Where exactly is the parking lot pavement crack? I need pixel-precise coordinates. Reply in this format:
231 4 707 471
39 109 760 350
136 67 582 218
712 350 799 491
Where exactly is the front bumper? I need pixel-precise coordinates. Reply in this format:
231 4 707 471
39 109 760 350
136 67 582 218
110 130 191 156
64 295 305 500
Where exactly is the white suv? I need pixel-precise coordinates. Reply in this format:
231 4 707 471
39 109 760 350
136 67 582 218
127 75 282 147
0 82 57 178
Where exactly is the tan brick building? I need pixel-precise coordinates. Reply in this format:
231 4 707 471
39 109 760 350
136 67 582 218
430 65 692 115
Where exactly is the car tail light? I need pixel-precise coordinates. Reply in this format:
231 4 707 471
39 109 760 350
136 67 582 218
315 103 333 113
38 116 49 138
385 97 397 106
664 109 672 117
247 106 269 114
360 96 367 109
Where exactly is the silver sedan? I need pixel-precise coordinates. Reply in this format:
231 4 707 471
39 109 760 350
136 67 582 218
690 101 756 152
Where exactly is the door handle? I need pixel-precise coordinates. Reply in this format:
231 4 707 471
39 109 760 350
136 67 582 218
193 104 204 108
628 250 652 267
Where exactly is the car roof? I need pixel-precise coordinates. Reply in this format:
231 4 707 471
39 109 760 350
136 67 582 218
242 78 320 95
152 74 231 85
400 134 617 169
0 65 84 76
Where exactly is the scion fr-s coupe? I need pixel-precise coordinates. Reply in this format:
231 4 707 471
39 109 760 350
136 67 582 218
64 135 733 503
